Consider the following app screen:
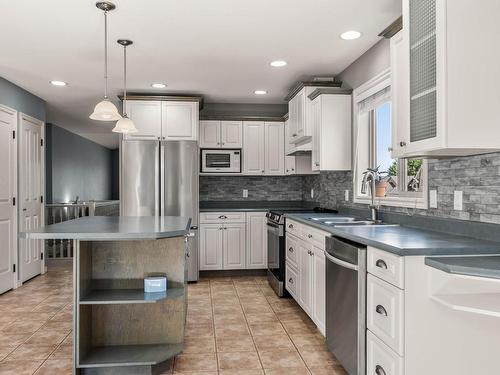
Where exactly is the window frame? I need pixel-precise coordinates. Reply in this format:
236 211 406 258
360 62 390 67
352 69 428 209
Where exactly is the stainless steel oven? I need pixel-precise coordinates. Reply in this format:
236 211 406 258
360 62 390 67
326 236 366 375
266 213 286 297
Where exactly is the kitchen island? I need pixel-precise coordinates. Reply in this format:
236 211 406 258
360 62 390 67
20 216 192 375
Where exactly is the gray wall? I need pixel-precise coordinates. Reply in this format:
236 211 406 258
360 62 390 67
0 77 46 121
302 38 500 224
46 124 115 203
200 175 303 202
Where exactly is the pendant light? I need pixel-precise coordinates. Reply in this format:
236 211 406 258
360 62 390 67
90 1 122 121
113 40 138 133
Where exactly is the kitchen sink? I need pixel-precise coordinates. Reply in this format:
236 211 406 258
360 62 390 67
308 216 399 227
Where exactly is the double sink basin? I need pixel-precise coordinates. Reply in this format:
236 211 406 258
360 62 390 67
309 216 399 228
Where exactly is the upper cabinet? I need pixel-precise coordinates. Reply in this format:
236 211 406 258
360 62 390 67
162 101 199 140
124 97 201 141
309 90 352 171
392 0 500 157
243 121 284 175
200 121 243 148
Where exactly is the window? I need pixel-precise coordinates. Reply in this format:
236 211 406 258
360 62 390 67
353 70 428 209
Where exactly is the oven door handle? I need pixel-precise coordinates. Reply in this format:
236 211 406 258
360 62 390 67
325 252 359 271
266 222 279 229
266 222 282 236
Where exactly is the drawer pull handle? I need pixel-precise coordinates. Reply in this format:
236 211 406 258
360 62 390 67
219 215 228 219
307 234 313 238
375 259 388 269
288 247 294 253
288 224 294 229
375 365 386 375
288 278 294 284
376 305 388 317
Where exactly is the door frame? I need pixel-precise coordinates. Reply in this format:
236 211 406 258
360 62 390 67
0 104 19 291
18 112 46 282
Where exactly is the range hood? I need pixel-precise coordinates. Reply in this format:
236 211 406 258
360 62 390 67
286 138 312 156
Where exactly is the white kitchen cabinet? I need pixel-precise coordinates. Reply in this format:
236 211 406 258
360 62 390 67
264 122 284 175
298 241 313 316
310 92 352 171
222 223 246 270
200 120 242 148
246 212 267 269
312 247 326 334
162 101 198 140
221 121 243 148
242 121 265 175
199 120 220 148
284 118 293 155
394 0 500 157
285 156 296 175
288 89 306 144
125 100 162 139
199 224 224 270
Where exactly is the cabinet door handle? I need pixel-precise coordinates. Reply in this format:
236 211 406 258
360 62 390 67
310 251 314 256
314 162 320 166
288 247 294 253
288 224 293 229
219 227 223 230
375 365 386 375
218 215 227 219
307 234 313 239
376 305 388 317
375 259 388 269
288 278 294 284
399 141 406 147
292 133 297 137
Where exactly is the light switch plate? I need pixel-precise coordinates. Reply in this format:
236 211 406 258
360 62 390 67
454 191 463 211
345 190 349 201
429 190 437 208
311 189 314 199
242 189 248 198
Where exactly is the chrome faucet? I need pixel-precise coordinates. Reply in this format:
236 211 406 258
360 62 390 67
361 167 380 222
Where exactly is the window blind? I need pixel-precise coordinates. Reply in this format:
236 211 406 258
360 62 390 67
358 86 391 114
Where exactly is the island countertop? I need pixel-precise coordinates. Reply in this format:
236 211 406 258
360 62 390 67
19 216 192 241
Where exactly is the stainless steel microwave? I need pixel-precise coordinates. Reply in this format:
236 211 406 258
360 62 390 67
201 149 241 173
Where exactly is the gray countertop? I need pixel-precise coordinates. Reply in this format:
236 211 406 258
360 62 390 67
425 256 500 279
286 213 500 256
19 216 192 241
199 200 319 212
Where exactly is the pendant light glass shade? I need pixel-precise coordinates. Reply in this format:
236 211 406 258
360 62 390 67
90 98 122 121
112 115 137 133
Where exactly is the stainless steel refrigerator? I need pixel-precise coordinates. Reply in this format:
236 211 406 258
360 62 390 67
120 140 199 281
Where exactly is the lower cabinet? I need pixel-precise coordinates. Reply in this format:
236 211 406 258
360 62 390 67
298 241 313 316
222 223 246 270
312 248 326 334
199 224 224 270
246 212 268 269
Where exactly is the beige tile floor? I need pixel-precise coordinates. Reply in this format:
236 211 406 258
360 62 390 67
0 265 347 375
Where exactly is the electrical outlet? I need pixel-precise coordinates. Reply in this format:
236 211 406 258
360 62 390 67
429 190 437 208
310 189 314 199
242 189 248 198
345 190 349 201
454 191 463 211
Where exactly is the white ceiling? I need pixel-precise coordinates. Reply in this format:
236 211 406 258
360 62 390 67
0 0 400 149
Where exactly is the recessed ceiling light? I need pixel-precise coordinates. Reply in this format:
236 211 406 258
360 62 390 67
151 83 167 89
340 30 362 40
50 80 68 86
254 90 268 95
270 60 287 67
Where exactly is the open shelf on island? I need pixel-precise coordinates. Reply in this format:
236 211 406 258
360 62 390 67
80 288 184 305
78 343 183 368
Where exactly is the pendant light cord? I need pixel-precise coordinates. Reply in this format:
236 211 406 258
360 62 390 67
104 10 108 99
123 44 127 116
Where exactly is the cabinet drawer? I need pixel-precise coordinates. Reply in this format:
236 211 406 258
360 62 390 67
200 212 246 223
285 219 302 237
367 330 404 375
285 234 299 269
285 263 299 299
301 226 329 250
367 274 405 356
368 247 405 289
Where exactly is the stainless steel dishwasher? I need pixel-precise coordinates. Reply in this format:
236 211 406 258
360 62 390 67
325 236 366 375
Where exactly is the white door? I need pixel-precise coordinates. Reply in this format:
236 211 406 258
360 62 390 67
312 248 326 335
18 113 44 283
199 121 220 148
246 212 267 269
125 100 162 140
162 101 199 140
0 105 17 293
199 224 223 270
223 223 245 270
221 121 243 148
264 122 285 175
298 241 313 315
311 97 321 171
242 121 265 175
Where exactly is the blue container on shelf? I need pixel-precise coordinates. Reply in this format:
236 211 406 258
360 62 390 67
144 275 167 293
